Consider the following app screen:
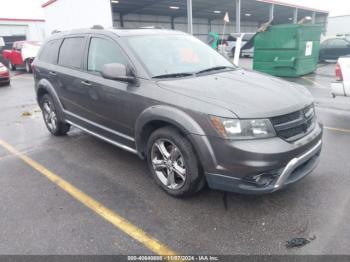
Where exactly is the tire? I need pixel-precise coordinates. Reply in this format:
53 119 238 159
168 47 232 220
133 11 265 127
318 54 324 63
146 126 205 197
40 94 70 136
25 59 32 73
8 61 16 71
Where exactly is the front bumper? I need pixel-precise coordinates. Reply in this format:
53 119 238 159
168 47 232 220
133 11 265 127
205 140 321 194
191 122 323 194
0 76 10 85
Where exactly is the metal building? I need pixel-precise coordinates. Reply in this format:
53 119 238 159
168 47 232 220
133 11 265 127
0 18 45 63
42 0 329 41
0 18 45 42
327 15 350 37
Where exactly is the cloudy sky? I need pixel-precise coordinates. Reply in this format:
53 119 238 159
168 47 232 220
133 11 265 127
0 0 349 19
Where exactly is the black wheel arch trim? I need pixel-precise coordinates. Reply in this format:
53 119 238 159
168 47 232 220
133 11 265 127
135 105 217 170
36 79 66 122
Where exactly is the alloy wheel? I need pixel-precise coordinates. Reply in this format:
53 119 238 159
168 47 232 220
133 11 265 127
151 139 187 190
42 100 57 132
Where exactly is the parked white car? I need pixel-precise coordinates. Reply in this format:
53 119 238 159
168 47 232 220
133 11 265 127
241 46 254 58
225 33 255 57
331 56 350 97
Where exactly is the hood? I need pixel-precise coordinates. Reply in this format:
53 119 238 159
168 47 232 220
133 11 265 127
157 69 313 118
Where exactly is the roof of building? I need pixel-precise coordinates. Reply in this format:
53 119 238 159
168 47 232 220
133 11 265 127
41 0 328 24
0 18 45 22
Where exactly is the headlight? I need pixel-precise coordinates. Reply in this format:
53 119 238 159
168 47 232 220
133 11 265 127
210 116 276 139
0 67 7 73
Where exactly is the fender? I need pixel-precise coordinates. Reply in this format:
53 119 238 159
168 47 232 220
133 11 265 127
135 105 217 170
36 79 66 122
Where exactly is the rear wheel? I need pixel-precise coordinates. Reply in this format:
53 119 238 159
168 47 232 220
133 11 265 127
8 61 16 71
40 94 70 136
146 126 205 197
25 59 32 73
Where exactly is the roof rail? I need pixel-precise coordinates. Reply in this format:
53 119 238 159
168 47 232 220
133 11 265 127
139 26 164 29
91 25 104 29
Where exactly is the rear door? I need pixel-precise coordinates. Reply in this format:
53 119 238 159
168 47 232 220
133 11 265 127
55 36 89 117
34 38 62 91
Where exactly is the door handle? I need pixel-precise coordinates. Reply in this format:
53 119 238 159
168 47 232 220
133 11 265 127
81 80 92 86
49 71 57 76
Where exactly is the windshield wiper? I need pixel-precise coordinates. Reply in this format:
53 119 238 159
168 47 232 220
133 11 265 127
152 72 194 79
196 66 235 75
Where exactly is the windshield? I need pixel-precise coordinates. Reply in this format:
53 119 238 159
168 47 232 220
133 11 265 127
126 34 235 77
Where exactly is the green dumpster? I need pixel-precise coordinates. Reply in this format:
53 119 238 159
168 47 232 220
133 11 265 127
253 24 322 77
207 32 219 49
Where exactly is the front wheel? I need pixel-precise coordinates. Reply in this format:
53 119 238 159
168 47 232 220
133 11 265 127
146 126 205 197
8 61 16 71
40 94 70 136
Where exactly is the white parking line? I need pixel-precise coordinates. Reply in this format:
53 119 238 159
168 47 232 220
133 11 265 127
324 126 350 134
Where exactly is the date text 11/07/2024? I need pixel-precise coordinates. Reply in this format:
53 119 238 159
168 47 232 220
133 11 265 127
127 255 219 261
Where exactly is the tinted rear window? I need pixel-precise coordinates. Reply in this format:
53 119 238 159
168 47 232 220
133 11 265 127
331 39 350 48
39 39 61 64
58 37 85 69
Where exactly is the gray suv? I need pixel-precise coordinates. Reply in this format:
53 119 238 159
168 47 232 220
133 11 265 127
32 28 323 197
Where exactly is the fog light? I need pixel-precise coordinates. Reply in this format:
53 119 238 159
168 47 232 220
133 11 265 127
254 174 274 186
244 172 278 187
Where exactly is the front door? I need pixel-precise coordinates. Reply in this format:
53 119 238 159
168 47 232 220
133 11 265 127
74 36 138 145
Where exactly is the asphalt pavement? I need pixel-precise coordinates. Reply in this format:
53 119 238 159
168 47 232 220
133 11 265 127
0 64 349 256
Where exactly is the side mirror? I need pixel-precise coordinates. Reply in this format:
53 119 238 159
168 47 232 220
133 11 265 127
101 63 136 84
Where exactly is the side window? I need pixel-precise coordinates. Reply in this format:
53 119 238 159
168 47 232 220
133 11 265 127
332 39 349 48
87 37 127 72
58 37 85 69
39 39 61 64
321 40 330 48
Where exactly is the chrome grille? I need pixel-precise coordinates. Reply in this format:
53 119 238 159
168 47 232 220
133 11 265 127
271 104 316 142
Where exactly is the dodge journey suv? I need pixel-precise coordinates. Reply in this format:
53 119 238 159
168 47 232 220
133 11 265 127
32 28 323 197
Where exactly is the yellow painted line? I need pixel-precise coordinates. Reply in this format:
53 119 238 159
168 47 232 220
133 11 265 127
301 76 328 89
324 126 350 134
0 139 177 257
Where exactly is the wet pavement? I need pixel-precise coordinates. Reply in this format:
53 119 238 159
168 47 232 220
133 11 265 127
0 66 349 255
